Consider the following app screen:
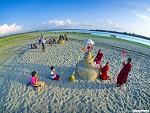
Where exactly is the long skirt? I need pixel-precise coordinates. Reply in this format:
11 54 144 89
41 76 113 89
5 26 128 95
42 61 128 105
52 74 60 80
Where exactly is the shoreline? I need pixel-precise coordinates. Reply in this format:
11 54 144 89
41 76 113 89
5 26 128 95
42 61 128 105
91 29 150 41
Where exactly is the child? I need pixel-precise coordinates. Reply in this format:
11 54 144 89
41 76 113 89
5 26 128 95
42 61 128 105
100 62 110 80
30 71 45 88
50 66 60 80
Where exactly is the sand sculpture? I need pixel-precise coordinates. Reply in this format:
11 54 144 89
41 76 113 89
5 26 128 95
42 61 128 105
76 39 100 81
57 40 65 44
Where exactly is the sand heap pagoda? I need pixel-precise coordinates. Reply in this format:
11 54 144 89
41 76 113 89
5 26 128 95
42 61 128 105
76 39 100 81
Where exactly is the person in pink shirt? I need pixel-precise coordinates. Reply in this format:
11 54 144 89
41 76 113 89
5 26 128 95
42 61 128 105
30 71 45 89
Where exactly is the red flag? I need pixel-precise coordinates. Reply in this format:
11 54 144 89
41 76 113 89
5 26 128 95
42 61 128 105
122 51 126 56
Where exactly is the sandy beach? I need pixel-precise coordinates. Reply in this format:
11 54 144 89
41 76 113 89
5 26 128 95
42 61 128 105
0 35 150 112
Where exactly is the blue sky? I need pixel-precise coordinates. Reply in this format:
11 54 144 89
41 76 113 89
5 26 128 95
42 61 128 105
0 0 150 37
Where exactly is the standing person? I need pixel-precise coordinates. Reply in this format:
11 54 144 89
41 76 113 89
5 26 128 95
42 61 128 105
64 34 68 41
59 35 62 40
41 34 46 52
50 66 60 80
117 58 132 86
100 62 110 80
38 35 41 45
62 35 64 40
94 49 103 65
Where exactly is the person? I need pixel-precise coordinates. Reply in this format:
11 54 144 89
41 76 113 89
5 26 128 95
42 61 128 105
59 35 62 40
38 36 41 45
41 34 46 52
100 62 110 80
30 71 45 89
50 66 60 80
31 44 38 49
117 58 132 86
52 37 56 43
64 34 68 41
62 35 64 40
49 37 53 46
94 49 103 64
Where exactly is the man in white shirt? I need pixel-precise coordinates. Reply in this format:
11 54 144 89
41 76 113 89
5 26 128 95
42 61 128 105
41 34 46 52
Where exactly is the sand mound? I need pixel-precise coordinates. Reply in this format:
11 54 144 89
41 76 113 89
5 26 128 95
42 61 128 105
76 60 100 81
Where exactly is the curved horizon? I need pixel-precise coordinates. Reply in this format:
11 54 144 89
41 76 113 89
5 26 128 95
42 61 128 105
1 28 149 38
1 29 150 47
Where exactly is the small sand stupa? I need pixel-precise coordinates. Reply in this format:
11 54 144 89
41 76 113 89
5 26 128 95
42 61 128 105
57 40 65 44
76 39 100 81
57 35 66 44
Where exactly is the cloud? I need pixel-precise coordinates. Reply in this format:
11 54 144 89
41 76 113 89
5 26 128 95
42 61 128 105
136 14 150 22
107 20 112 24
42 19 78 27
0 23 23 36
42 19 95 28
79 21 95 26
107 20 124 30
147 8 150 12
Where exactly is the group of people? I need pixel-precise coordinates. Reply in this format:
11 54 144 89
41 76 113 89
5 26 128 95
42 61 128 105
33 37 132 88
59 34 68 41
48 37 56 46
94 49 132 86
37 34 68 52
30 66 60 90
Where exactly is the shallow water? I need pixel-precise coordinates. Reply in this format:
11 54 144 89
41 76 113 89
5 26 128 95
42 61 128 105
52 29 150 46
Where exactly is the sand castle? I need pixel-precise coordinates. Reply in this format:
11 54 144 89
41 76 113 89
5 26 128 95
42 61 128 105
76 50 100 81
57 40 65 44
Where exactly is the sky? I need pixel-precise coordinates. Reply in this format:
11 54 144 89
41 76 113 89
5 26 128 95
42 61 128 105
0 0 150 37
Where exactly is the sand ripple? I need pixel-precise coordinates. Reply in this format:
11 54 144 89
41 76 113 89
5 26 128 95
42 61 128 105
0 39 149 112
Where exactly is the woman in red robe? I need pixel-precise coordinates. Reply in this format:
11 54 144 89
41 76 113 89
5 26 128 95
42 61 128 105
117 58 132 86
95 49 103 64
100 62 110 80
